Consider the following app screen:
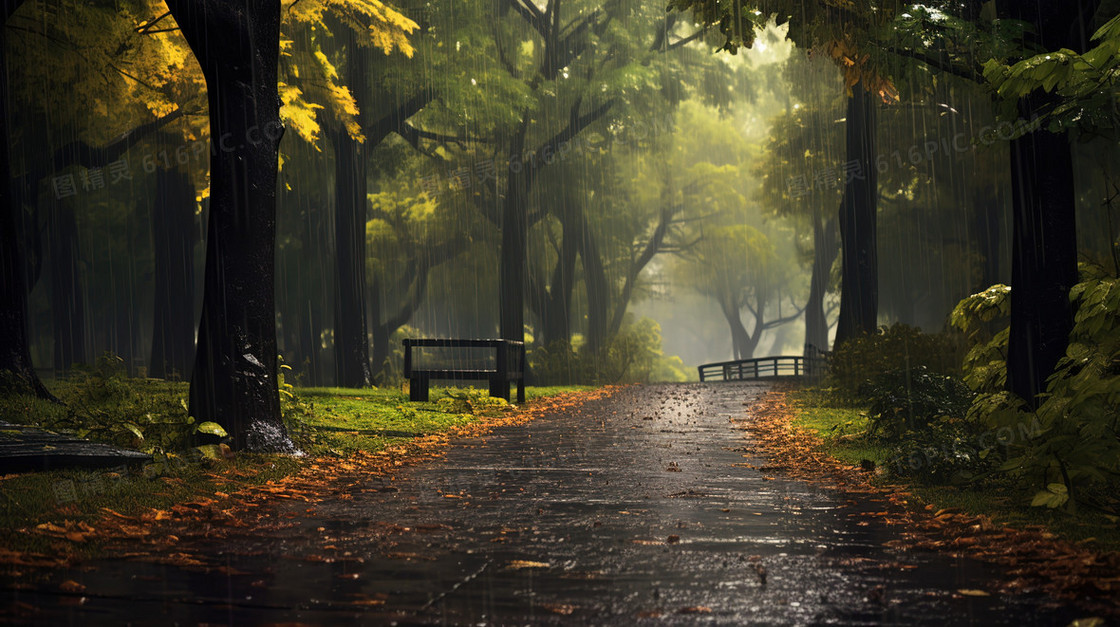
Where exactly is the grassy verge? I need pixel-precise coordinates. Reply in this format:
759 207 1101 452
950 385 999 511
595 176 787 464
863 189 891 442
788 387 1120 553
0 378 589 556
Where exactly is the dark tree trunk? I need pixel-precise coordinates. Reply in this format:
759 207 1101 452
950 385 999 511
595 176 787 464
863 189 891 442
805 212 838 354
499 123 530 344
48 199 86 370
533 203 580 347
719 300 753 361
834 84 879 348
0 0 51 398
166 0 291 451
330 30 372 389
330 127 372 388
370 283 392 385
579 209 610 354
995 0 1098 407
1005 96 1078 407
149 168 197 380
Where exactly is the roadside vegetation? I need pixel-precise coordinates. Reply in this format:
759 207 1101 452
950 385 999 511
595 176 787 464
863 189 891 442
790 269 1120 552
0 357 588 556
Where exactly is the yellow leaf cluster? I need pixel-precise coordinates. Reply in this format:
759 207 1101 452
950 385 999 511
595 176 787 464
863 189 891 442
279 82 325 146
285 0 418 57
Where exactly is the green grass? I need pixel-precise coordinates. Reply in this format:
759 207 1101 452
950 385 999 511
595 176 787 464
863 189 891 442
0 376 590 557
788 389 891 466
788 387 1120 553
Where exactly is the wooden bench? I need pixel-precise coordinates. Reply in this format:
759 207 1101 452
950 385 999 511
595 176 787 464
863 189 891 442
403 338 526 403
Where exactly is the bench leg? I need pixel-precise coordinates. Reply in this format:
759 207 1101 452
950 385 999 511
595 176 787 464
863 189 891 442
489 377 510 402
409 376 430 402
516 379 525 404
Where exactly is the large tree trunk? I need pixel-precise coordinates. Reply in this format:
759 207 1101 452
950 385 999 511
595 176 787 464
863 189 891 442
149 168 197 380
804 211 838 355
167 0 291 451
997 0 1097 407
1005 96 1078 406
0 0 52 398
834 84 879 347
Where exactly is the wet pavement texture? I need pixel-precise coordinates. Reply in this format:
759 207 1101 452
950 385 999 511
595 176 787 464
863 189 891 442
2 383 1092 625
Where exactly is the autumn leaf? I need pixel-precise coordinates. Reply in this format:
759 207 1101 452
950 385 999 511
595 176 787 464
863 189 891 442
505 560 550 569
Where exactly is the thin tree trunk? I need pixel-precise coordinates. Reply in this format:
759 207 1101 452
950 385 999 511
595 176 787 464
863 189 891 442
579 208 610 354
804 212 838 354
834 84 879 347
720 300 752 361
149 168 197 380
48 199 85 370
499 121 529 343
538 209 579 347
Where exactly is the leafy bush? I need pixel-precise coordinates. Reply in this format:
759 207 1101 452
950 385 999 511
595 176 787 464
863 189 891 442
952 269 1120 510
827 323 967 397
530 317 690 386
884 421 993 485
861 366 975 441
855 364 990 485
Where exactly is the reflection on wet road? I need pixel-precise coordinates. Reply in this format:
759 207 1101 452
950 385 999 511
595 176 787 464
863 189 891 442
3 383 1088 624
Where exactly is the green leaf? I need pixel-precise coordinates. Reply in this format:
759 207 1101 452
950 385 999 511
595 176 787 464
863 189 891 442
122 422 144 440
195 444 223 460
196 421 228 438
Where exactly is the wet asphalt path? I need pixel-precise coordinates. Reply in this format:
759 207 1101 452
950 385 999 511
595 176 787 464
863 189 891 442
3 383 1090 625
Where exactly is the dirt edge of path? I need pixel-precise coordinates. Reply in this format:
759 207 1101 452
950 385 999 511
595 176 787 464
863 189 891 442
739 386 1120 617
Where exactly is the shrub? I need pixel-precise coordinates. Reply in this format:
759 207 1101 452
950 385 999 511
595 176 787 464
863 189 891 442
951 269 1120 509
529 317 690 386
828 323 967 397
858 365 990 485
861 366 976 441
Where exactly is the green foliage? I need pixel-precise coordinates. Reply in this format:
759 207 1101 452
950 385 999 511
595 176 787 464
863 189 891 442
953 268 1120 510
530 318 689 386
983 13 1120 136
950 285 1011 393
0 353 199 455
851 365 987 485
884 421 993 486
862 366 975 440
827 324 966 397
436 387 509 417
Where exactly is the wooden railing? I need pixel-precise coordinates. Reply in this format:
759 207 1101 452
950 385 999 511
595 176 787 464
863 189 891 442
697 354 827 382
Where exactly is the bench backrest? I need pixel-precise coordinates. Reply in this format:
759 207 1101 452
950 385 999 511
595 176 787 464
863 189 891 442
403 339 525 377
